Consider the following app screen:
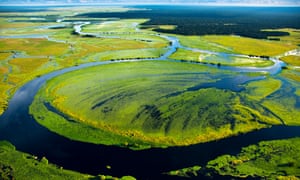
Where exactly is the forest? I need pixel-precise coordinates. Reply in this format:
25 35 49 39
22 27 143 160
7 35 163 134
79 5 300 39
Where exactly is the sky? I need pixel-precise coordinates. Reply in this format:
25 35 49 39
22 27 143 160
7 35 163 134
1 0 300 6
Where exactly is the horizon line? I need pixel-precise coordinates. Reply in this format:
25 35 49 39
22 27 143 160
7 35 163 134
1 2 300 7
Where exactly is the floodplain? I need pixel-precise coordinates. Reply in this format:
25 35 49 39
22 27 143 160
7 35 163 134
0 4 300 180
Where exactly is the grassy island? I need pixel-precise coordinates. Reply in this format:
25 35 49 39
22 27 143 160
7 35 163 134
206 138 300 179
30 61 285 150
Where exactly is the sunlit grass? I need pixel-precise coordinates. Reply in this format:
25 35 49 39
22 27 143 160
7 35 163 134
244 78 282 101
9 57 49 74
169 48 201 61
82 19 148 33
202 35 297 56
206 137 300 179
169 48 274 67
30 61 281 150
0 38 69 56
263 28 300 46
177 35 233 53
0 52 12 61
280 55 300 66
85 48 167 61
281 70 300 82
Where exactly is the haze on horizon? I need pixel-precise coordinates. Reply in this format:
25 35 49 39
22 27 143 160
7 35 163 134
1 0 300 6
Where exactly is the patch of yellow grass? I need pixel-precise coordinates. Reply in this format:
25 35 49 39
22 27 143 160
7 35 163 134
169 48 201 61
202 35 297 56
245 78 282 101
0 38 69 56
280 55 300 66
158 25 177 30
9 57 49 74
0 66 9 74
0 52 12 61
281 71 300 82
264 28 300 46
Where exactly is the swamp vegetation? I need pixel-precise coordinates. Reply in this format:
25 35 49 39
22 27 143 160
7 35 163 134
0 4 300 180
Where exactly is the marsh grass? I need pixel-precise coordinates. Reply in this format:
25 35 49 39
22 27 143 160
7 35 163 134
0 38 69 56
0 141 136 180
30 61 282 149
264 28 300 46
280 56 300 67
202 35 297 56
170 48 274 67
206 138 300 179
0 141 93 179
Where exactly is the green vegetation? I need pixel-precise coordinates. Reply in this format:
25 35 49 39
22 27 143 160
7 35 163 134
0 15 169 115
0 38 68 56
206 137 300 179
244 78 282 101
281 71 300 82
177 35 233 53
30 61 284 150
202 35 297 56
82 19 148 33
280 55 300 67
264 28 300 46
169 48 274 67
169 48 202 61
0 141 136 180
1 5 300 180
85 48 167 62
166 166 201 178
242 75 300 125
262 97 300 125
0 140 92 179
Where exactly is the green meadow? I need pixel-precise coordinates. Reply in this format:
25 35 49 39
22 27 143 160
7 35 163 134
169 48 274 67
206 138 300 179
0 141 135 180
30 61 290 149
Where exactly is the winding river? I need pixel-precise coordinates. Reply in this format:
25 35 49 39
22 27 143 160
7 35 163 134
1 21 300 179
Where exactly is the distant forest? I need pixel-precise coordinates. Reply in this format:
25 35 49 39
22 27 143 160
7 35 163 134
79 5 300 39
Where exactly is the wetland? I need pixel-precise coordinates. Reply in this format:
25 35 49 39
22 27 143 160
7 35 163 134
0 4 300 180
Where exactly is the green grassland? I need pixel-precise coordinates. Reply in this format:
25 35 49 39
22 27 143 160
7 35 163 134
206 137 300 179
166 138 300 179
264 28 300 46
82 19 148 33
0 17 169 115
202 35 297 56
177 35 234 53
0 141 135 180
177 33 297 56
280 55 300 67
30 61 285 150
169 48 202 61
0 141 92 180
84 48 167 62
169 48 274 67
261 75 300 125
0 38 69 115
243 74 300 125
244 78 282 101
